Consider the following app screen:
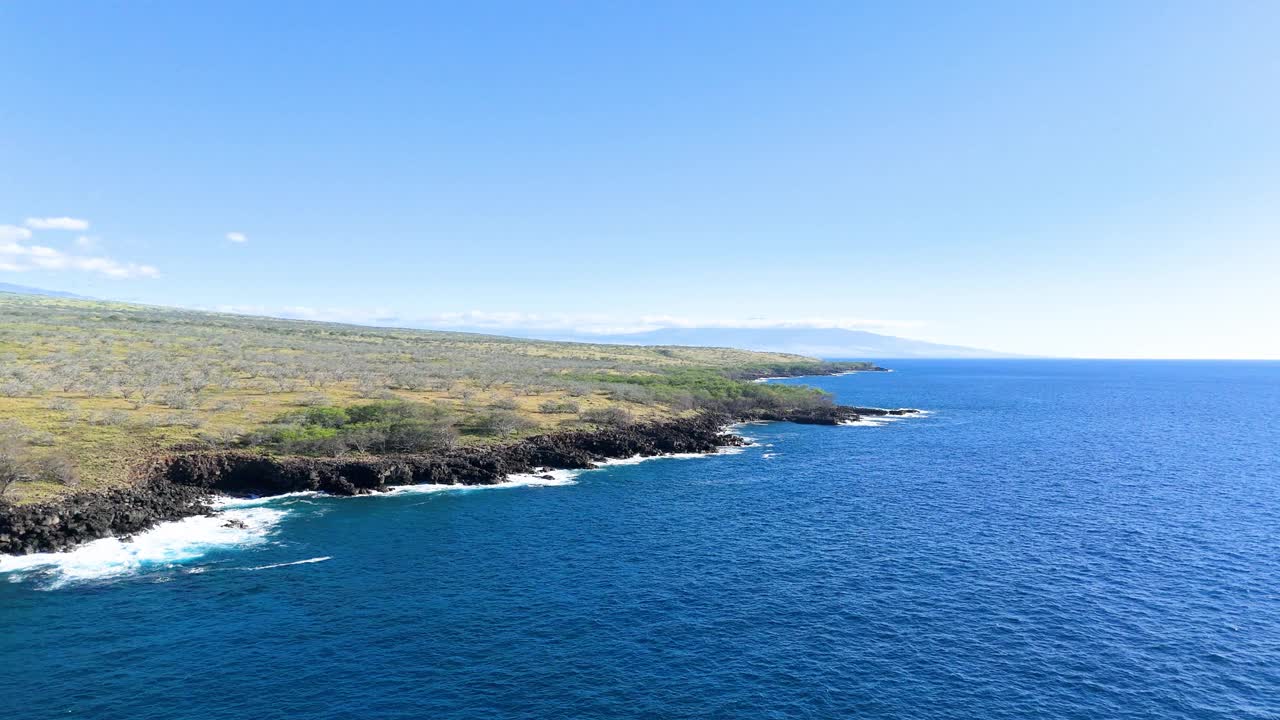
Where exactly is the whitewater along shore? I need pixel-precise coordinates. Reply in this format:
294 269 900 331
0 406 918 555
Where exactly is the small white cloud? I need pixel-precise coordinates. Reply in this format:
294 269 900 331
1 225 34 242
25 216 90 231
75 235 99 250
0 226 158 279
226 232 248 243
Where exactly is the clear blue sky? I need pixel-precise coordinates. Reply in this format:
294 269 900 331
2 2 1277 358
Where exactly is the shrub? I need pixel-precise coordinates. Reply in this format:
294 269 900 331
345 400 449 425
537 400 580 414
0 438 28 496
581 407 634 426
31 454 78 487
25 430 57 447
607 384 657 404
160 413 204 428
380 420 458 452
491 397 520 411
195 427 245 448
255 400 457 455
160 391 197 409
90 410 132 426
468 410 537 436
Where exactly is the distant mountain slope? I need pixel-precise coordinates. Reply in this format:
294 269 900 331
474 327 1017 359
0 282 91 300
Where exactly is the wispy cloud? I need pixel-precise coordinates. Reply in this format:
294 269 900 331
406 310 922 334
0 224 159 279
25 216 90 231
226 231 248 243
0 225 33 242
202 304 920 334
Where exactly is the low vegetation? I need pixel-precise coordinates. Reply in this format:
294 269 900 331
0 292 874 502
244 400 459 456
576 367 852 415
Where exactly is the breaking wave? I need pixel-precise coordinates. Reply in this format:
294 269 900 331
1 443 751 589
0 505 287 590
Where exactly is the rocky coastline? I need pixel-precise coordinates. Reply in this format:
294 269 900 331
0 406 918 555
735 364 888 381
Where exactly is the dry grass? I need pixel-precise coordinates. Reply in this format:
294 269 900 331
1 293 822 502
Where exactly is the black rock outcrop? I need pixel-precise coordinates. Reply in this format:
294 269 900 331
0 406 917 555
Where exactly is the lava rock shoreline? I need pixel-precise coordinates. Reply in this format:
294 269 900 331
0 407 918 555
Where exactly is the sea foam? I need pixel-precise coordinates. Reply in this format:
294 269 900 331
839 409 933 427
248 556 332 571
0 505 287 589
380 468 583 496
1 443 750 588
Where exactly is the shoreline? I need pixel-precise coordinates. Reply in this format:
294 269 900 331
745 365 888 383
0 412 738 555
1 380 918 557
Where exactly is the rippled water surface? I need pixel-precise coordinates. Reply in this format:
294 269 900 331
3 361 1279 719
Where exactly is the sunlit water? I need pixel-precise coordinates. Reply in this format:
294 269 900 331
3 361 1278 719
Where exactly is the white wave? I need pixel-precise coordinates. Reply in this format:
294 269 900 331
387 445 755 494
380 468 583 496
214 490 322 509
0 441 750 588
0 505 287 590
840 417 889 427
840 409 933 427
248 556 331 571
593 444 749 468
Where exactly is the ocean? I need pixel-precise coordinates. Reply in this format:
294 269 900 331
3 360 1278 719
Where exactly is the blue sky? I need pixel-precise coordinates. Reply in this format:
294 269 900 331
2 2 1277 358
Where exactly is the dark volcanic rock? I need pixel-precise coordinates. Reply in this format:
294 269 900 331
157 413 742 498
0 407 916 556
0 481 212 555
0 414 741 555
734 365 888 381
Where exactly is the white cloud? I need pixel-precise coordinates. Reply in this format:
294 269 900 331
75 235 99 250
25 216 90 231
0 225 159 279
226 232 248 243
0 225 33 242
198 303 918 335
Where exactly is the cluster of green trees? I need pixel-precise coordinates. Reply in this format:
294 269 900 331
723 360 877 380
246 401 459 456
245 400 546 456
582 369 838 416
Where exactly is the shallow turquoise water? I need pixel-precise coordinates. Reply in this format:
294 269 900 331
3 361 1279 718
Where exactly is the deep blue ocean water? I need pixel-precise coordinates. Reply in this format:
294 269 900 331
3 360 1279 719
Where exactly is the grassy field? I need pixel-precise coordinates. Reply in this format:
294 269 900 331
0 293 863 502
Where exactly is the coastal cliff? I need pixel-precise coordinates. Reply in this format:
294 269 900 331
0 407 917 555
